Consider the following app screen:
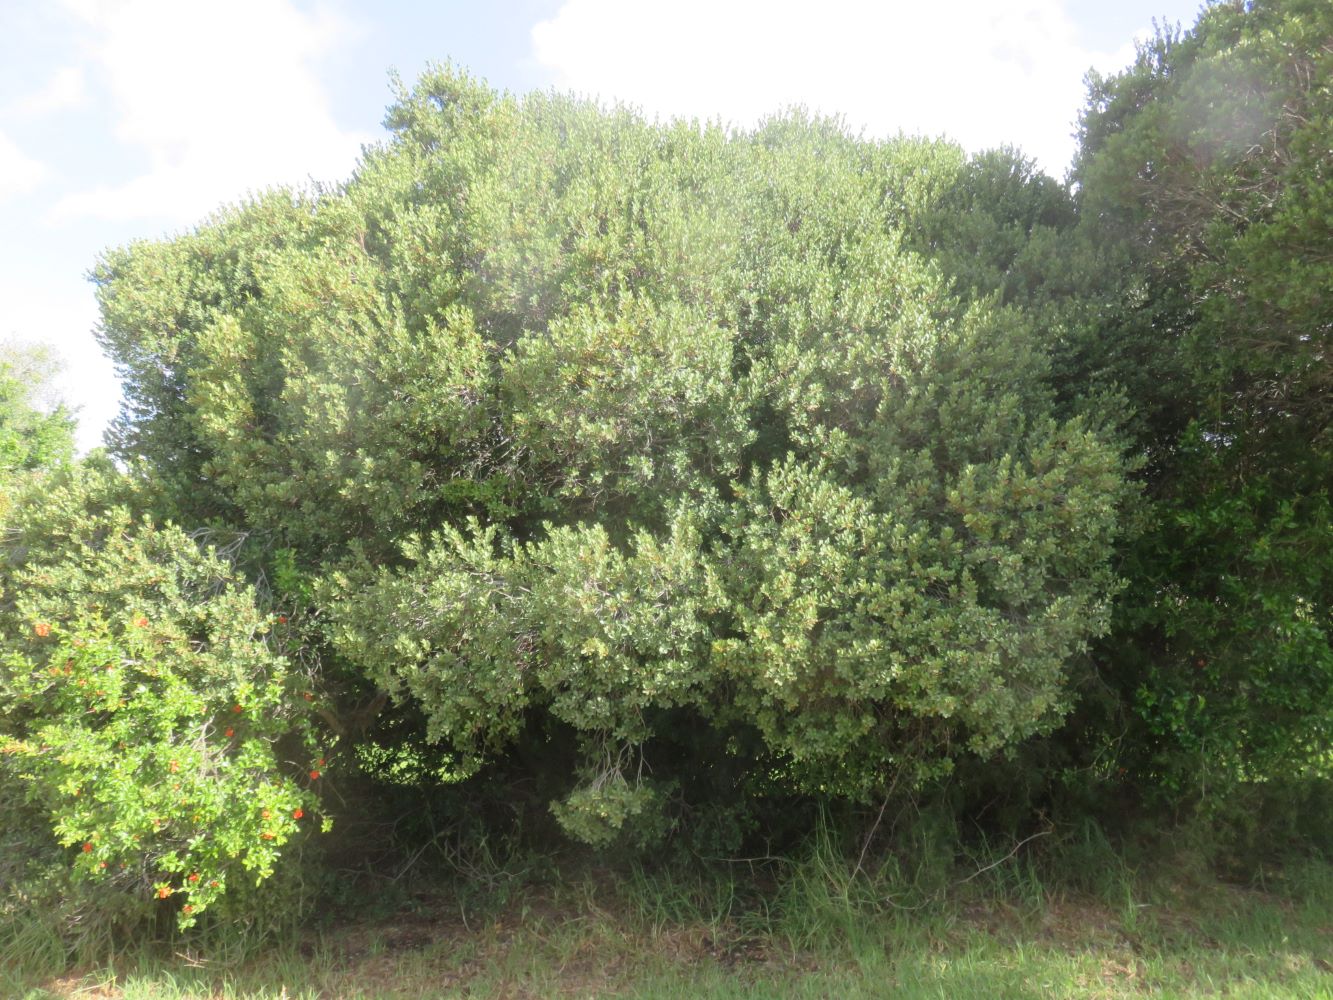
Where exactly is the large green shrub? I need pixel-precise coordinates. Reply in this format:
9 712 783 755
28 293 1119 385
87 70 1128 847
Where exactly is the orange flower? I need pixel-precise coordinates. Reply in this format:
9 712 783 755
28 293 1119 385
292 808 304 819
187 872 200 882
82 842 93 853
33 623 51 637
261 809 271 820
169 761 180 773
183 904 193 913
277 615 288 624
209 880 219 888
224 728 234 738
133 616 148 628
261 832 275 840
309 769 321 781
156 886 172 899
232 704 243 713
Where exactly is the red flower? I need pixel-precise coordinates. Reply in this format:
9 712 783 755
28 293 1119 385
278 615 288 624
183 904 193 913
232 704 243 713
309 769 321 781
33 623 51 637
224 727 234 738
261 832 275 840
156 886 172 899
293 808 304 819
134 616 148 628
82 842 93 853
187 872 200 882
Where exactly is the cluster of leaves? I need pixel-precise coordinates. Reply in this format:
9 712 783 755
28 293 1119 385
0 467 325 928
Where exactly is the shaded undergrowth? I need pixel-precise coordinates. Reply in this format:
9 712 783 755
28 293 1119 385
6 814 1331 999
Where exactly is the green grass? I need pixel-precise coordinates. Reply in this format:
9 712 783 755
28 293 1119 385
6 849 1331 999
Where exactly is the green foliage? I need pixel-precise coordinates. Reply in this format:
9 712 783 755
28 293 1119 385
900 145 1077 306
1068 0 1333 788
94 196 495 561
88 66 1130 847
9 6 1328 955
0 344 76 484
0 466 326 928
501 295 749 526
298 72 1126 840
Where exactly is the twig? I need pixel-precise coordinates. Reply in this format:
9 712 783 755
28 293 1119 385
954 828 1052 887
852 795 891 882
852 767 902 881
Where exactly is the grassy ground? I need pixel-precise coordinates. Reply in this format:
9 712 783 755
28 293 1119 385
7 851 1332 999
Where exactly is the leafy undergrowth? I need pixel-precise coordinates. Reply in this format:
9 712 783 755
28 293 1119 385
8 856 1332 999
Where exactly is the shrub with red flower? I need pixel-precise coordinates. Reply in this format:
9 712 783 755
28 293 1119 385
0 485 325 932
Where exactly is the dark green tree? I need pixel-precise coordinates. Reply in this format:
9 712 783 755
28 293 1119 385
1068 0 1333 789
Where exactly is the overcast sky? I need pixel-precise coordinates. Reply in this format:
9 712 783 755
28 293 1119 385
1 0 1205 452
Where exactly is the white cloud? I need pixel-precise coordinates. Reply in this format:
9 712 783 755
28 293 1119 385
50 0 371 224
532 0 1142 177
0 130 46 203
4 66 88 119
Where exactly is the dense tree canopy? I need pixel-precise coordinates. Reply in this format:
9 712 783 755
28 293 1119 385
1069 0 1333 785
